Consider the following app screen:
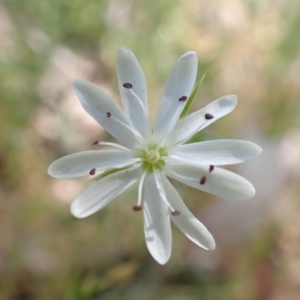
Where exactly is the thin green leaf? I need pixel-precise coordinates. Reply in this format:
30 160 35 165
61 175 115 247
180 71 207 118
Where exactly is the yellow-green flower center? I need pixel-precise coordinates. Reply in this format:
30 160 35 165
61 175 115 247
145 149 161 164
138 144 168 172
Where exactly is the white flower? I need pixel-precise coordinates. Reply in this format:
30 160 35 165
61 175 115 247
48 46 262 264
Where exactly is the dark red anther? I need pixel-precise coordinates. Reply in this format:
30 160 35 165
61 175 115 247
106 112 111 117
123 83 133 89
205 113 214 120
171 210 180 216
92 140 98 145
89 168 96 175
133 205 142 211
178 96 187 102
209 165 214 172
200 176 206 185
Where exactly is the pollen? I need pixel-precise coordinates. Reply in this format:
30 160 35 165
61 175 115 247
205 113 214 120
179 96 187 102
106 112 111 117
133 205 142 211
123 83 133 89
171 210 180 216
200 176 206 185
89 168 96 175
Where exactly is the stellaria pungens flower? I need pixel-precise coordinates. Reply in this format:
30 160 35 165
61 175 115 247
48 46 262 264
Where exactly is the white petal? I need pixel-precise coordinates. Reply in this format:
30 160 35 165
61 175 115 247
117 46 147 109
143 173 172 264
48 150 137 179
166 163 255 200
117 47 151 139
161 175 215 250
71 166 140 218
73 79 141 148
166 95 237 146
153 52 198 143
168 140 262 166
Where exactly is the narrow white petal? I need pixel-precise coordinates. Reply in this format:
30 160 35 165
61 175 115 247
117 46 147 109
168 140 262 166
48 150 137 179
166 163 255 200
153 52 198 143
73 79 141 148
71 166 140 218
143 173 172 264
161 175 215 250
166 95 237 146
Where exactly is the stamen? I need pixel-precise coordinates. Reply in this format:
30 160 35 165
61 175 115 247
153 170 176 212
200 176 206 185
90 158 140 175
172 109 218 147
205 113 214 120
97 141 130 151
123 88 150 137
89 168 96 175
133 205 142 211
157 95 189 147
123 83 133 89
171 210 180 216
127 88 148 113
137 171 147 210
209 165 214 172
92 140 98 145
106 112 111 117
179 96 187 102
108 115 147 147
114 158 142 169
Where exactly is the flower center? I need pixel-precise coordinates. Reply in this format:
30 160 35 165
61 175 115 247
138 144 167 172
146 149 161 164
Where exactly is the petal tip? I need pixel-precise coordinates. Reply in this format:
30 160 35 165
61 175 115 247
72 79 89 94
241 141 263 160
248 142 263 158
201 232 216 250
218 94 238 111
72 78 84 87
180 51 198 64
117 46 136 64
242 184 256 200
227 94 238 104
47 161 61 178
152 253 170 265
184 51 197 58
118 45 131 53
206 239 216 250
70 201 86 219
47 163 54 177
255 144 263 156
250 186 256 198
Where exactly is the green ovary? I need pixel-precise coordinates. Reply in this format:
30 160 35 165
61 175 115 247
139 145 167 172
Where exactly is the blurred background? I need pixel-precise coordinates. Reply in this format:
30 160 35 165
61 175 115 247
1 0 300 299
